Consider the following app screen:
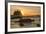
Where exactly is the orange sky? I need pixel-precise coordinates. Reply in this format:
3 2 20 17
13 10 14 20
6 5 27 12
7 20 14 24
10 5 41 16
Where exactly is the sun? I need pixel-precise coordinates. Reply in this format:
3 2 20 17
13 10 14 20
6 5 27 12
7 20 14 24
21 10 24 16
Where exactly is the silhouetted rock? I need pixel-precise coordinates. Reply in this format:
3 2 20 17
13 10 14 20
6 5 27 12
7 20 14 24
19 19 34 23
37 24 40 27
19 23 24 27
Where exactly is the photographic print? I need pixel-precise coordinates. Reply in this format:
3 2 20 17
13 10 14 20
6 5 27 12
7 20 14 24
10 5 41 28
5 1 44 33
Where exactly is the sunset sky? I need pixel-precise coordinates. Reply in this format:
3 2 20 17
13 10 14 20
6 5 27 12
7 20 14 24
10 5 41 16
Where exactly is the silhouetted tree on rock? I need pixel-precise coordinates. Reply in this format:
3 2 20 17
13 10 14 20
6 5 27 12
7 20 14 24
14 10 22 16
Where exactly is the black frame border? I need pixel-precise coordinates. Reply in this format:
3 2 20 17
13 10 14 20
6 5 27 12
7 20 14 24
5 0 45 34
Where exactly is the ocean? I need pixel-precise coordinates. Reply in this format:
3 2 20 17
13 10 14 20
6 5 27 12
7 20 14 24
10 16 41 28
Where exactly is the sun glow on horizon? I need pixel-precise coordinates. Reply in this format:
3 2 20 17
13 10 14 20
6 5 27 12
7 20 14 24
10 5 41 16
21 11 24 16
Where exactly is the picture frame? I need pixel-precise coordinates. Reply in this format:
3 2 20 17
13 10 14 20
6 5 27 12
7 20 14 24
5 0 45 34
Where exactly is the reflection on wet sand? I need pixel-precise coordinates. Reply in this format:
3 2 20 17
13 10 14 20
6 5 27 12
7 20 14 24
11 16 41 28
